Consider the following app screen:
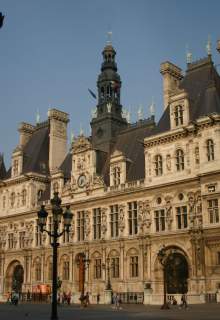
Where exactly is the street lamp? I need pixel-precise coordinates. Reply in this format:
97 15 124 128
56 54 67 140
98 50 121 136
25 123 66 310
157 246 170 309
102 257 112 290
37 192 73 320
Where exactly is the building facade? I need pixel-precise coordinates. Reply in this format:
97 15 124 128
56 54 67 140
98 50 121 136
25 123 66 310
1 42 220 304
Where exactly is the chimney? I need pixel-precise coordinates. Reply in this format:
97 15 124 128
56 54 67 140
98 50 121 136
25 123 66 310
48 108 69 172
160 61 183 109
18 122 35 148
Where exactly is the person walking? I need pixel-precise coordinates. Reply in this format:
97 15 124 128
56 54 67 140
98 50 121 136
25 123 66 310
85 292 90 306
180 294 188 309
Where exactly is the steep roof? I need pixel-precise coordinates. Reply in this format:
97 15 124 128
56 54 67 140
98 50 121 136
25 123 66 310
154 56 220 135
101 118 155 185
22 124 49 175
0 154 6 179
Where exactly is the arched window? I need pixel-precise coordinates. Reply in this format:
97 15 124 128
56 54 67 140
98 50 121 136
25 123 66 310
10 192 15 208
174 105 183 126
176 149 184 171
207 139 214 161
37 189 43 201
21 189 27 206
155 155 163 176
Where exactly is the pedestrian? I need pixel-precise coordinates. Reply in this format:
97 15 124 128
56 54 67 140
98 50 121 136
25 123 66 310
180 294 188 309
27 290 31 302
97 293 100 304
67 291 71 305
6 291 11 304
85 292 90 306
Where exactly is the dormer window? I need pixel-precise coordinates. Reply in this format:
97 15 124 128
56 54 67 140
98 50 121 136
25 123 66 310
112 166 121 186
207 139 214 161
155 155 163 176
174 105 183 126
176 149 184 171
13 159 19 176
21 189 27 206
10 192 15 208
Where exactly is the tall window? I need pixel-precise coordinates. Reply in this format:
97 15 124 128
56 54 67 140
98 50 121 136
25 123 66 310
77 211 85 241
111 257 119 278
110 205 119 238
10 192 15 208
94 258 102 279
35 261 41 281
155 209 166 232
62 261 70 280
155 155 163 176
207 139 214 161
208 199 219 224
19 231 25 248
93 208 101 240
176 206 187 229
176 149 184 171
128 201 138 235
21 189 27 206
35 223 42 246
13 159 18 176
112 166 121 186
130 256 138 277
8 233 15 249
174 105 183 126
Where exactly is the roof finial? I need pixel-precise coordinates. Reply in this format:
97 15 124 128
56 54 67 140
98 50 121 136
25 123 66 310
79 123 84 136
149 97 155 117
36 109 40 124
206 35 212 56
186 44 192 64
138 104 143 121
70 130 74 143
107 31 112 45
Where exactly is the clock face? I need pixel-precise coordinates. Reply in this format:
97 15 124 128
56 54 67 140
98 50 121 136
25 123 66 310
77 174 86 188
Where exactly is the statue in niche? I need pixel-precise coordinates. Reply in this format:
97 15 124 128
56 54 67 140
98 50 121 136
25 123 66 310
118 205 125 232
101 208 107 237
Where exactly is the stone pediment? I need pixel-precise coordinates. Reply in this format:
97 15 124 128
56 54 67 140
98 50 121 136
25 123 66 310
72 135 92 154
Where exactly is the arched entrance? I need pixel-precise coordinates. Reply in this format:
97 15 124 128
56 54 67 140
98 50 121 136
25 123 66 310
5 261 24 293
165 252 188 294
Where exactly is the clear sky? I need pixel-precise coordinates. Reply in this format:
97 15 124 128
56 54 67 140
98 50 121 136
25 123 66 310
1 0 220 168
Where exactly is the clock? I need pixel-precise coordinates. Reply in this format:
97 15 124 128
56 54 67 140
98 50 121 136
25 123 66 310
77 174 86 188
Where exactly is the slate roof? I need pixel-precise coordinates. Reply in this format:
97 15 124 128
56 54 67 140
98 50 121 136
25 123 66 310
0 154 6 179
101 118 155 185
22 124 49 175
60 152 72 180
154 56 220 135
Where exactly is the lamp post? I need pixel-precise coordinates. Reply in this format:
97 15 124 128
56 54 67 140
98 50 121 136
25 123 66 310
37 192 73 320
157 246 170 310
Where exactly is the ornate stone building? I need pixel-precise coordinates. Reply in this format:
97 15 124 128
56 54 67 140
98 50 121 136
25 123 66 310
1 41 220 304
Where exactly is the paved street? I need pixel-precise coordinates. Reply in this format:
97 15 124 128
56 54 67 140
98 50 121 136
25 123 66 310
0 303 220 320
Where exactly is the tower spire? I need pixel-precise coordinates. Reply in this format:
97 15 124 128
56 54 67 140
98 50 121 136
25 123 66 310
206 35 212 56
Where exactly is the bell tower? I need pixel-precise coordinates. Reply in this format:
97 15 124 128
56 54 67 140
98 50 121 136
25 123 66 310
91 40 127 153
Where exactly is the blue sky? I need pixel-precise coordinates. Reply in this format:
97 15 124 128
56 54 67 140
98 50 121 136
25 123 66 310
1 0 220 168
